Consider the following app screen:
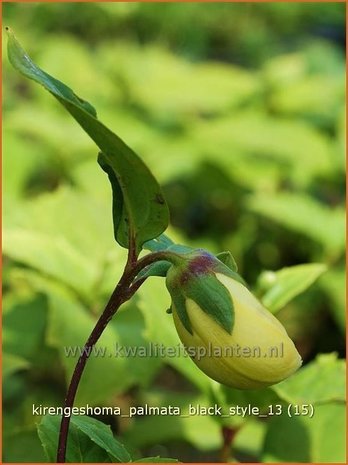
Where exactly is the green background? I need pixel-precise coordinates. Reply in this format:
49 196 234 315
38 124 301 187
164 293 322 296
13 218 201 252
2 2 346 463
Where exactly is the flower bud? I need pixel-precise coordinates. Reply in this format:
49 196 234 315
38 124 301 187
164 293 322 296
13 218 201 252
165 251 302 389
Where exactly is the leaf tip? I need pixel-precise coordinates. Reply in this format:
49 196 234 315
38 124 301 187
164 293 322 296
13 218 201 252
5 27 14 45
5 26 15 39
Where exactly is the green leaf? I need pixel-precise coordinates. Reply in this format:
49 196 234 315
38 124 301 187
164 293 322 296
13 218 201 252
134 457 178 463
3 186 126 303
97 152 125 245
3 228 97 300
123 390 220 451
258 263 327 313
110 304 162 387
144 234 194 255
3 293 49 364
6 268 134 405
72 416 131 462
143 234 175 252
262 415 311 462
38 416 110 463
2 352 30 379
37 415 132 463
167 244 196 254
38 277 134 405
7 29 169 254
2 129 44 202
264 45 345 127
309 403 346 463
115 45 259 119
136 260 171 280
262 402 346 463
320 267 346 332
248 192 345 256
7 265 160 401
4 430 47 463
273 353 345 405
192 112 333 191
216 251 238 272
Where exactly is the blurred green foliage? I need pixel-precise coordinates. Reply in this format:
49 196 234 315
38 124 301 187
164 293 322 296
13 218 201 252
2 2 346 463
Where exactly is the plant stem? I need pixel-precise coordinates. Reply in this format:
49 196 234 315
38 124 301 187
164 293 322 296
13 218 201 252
56 247 183 462
220 425 238 462
56 275 133 461
137 250 181 267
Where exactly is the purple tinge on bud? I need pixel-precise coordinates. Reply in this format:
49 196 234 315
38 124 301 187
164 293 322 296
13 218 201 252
165 249 302 390
166 250 236 335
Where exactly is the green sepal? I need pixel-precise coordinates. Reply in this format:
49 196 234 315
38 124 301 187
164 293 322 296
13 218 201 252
171 288 192 334
167 244 196 254
165 248 241 335
144 235 195 255
214 261 247 286
136 260 172 280
185 274 234 334
216 251 238 272
143 234 175 252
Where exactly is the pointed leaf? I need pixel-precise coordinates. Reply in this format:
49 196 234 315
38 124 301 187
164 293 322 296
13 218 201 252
273 353 345 405
136 260 172 280
144 234 195 255
72 415 131 462
7 29 169 254
143 234 175 252
258 263 327 313
216 251 238 272
37 415 132 463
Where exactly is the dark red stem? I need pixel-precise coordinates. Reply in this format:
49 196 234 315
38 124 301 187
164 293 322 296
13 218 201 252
56 249 177 462
57 274 133 461
221 425 239 462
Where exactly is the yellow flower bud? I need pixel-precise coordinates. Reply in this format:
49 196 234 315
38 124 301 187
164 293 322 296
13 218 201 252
170 269 302 390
